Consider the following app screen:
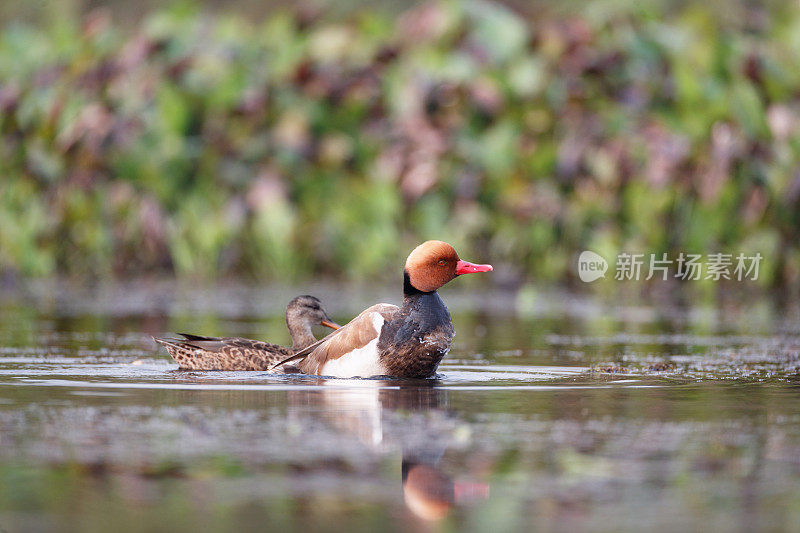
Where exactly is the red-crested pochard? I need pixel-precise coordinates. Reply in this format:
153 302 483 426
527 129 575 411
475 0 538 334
154 295 340 370
271 240 492 378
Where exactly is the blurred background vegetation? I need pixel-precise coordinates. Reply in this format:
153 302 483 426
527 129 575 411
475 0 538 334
1 0 799 291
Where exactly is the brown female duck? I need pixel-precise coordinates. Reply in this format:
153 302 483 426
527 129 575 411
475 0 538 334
154 295 340 370
271 241 492 378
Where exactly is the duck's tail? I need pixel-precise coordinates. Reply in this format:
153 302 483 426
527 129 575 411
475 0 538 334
152 336 182 350
152 335 203 368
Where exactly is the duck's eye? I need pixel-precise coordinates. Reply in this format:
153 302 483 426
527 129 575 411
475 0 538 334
438 259 446 266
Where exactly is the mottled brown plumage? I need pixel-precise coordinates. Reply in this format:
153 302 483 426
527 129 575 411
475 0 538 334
154 295 339 371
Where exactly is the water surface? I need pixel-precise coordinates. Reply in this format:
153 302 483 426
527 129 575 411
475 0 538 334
0 281 798 531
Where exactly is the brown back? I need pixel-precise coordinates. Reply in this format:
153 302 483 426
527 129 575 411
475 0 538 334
296 303 399 374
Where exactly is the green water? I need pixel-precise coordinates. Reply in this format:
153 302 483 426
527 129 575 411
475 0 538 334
0 281 798 532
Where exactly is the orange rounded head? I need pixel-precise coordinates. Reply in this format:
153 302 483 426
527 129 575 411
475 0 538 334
404 240 493 293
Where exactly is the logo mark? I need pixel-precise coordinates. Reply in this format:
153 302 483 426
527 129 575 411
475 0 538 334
578 251 608 282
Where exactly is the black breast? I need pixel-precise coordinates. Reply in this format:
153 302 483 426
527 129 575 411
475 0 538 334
377 292 455 378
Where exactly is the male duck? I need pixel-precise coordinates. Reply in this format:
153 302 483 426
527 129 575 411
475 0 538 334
271 241 492 378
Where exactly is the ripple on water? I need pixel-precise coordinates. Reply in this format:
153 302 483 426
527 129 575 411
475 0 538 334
0 355 665 393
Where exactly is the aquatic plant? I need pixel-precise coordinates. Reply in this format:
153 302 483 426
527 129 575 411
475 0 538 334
0 1 798 290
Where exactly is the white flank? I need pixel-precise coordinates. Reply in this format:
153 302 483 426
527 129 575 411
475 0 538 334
320 312 386 378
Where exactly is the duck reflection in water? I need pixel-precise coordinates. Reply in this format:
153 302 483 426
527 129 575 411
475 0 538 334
286 379 489 521
402 444 490 521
